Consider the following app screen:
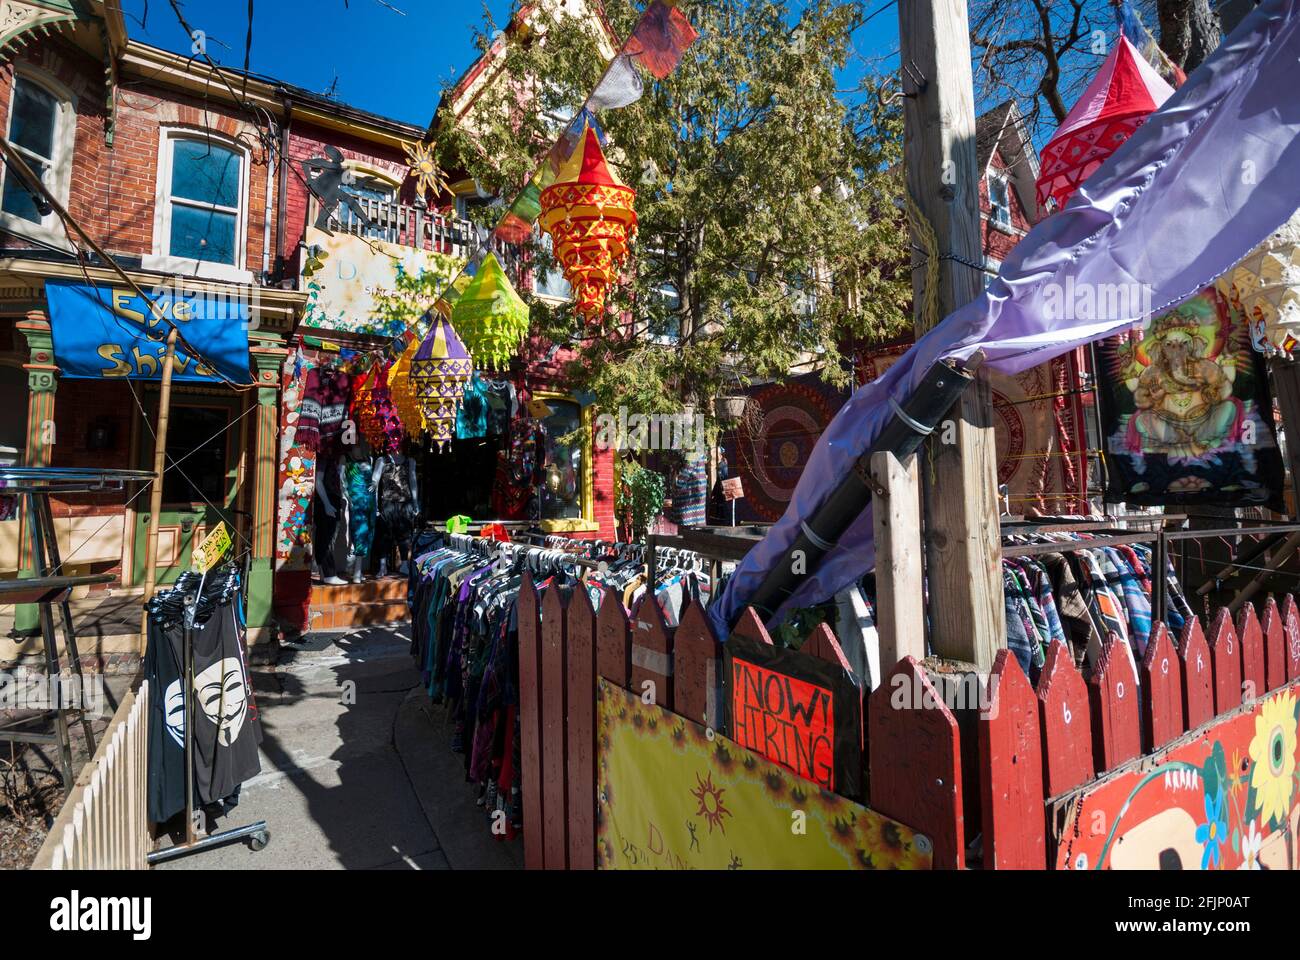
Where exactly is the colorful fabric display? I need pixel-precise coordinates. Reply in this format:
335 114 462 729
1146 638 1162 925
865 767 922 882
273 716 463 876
1096 288 1285 508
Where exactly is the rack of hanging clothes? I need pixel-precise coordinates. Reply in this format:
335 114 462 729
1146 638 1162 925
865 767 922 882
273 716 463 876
1000 518 1197 686
408 532 608 839
143 563 270 863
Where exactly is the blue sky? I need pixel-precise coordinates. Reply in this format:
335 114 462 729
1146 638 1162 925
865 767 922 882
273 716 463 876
118 1 901 127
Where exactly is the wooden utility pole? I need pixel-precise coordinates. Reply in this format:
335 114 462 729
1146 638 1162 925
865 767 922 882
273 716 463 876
870 450 926 666
139 328 179 643
898 0 1005 670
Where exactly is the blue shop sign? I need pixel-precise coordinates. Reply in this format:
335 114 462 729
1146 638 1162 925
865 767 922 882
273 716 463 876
45 279 252 384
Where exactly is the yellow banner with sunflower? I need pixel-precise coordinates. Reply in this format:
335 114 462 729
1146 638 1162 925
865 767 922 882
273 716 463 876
595 681 932 870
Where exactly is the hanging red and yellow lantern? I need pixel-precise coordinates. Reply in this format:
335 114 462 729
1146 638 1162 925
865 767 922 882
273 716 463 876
387 334 427 438
538 124 637 325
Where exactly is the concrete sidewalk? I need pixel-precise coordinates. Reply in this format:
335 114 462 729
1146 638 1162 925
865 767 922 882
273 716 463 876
154 624 522 870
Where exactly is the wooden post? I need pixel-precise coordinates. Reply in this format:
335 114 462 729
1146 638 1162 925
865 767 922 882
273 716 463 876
870 450 925 670
139 327 179 643
898 0 1005 671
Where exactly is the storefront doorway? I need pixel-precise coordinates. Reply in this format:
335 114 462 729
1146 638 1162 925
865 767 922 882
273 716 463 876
132 393 243 585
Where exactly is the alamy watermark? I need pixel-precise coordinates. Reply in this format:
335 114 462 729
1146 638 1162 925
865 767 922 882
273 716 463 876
142 276 261 329
1042 277 1153 324
594 406 707 456
0 669 105 718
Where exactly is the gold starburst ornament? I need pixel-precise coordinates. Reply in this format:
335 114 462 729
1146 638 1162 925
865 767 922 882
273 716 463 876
403 139 448 204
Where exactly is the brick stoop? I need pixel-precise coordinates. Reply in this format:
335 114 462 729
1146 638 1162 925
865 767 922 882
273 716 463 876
307 576 411 631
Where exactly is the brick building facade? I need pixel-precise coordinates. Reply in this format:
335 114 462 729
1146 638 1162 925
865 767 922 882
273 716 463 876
0 2 618 656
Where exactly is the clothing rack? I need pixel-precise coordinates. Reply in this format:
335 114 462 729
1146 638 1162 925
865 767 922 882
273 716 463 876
146 565 270 864
444 532 604 572
1000 518 1300 625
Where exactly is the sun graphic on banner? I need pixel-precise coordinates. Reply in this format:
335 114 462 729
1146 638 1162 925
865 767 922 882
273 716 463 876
402 139 448 204
690 771 731 834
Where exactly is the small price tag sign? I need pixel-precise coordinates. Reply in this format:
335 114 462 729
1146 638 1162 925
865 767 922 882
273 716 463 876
721 477 744 501
192 521 232 573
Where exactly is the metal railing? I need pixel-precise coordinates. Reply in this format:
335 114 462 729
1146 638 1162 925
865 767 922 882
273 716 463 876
327 198 529 287
31 681 150 870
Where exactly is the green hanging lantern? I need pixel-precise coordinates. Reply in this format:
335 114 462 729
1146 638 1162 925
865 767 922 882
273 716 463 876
451 252 529 371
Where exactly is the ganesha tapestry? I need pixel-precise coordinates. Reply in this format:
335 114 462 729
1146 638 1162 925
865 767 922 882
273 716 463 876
596 682 931 870
1096 288 1284 508
1056 684 1299 870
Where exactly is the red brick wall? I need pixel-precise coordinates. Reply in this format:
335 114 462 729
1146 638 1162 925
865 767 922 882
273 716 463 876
0 42 272 274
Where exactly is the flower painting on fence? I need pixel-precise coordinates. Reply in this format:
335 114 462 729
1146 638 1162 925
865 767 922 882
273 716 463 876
1096 288 1285 508
595 682 930 870
1057 686 1300 870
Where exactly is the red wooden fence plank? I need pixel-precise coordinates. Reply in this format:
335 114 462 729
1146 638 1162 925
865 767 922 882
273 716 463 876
540 584 569 870
672 600 724 732
1088 637 1142 773
978 650 1046 869
1036 640 1093 797
1284 594 1300 682
802 621 853 671
565 585 597 870
803 621 866 753
1208 607 1242 717
1262 595 1287 693
631 591 674 712
595 586 632 689
1237 602 1267 704
868 656 963 869
731 606 774 645
1141 622 1184 752
1179 615 1215 730
516 572 544 870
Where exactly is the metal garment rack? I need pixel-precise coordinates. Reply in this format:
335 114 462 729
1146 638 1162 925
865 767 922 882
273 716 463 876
146 569 269 864
444 532 602 572
0 467 153 793
1000 512 1300 624
645 529 760 594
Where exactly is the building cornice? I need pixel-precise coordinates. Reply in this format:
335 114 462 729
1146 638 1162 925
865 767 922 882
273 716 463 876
0 258 307 336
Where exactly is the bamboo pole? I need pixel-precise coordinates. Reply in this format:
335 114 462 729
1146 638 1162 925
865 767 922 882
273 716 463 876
139 327 179 644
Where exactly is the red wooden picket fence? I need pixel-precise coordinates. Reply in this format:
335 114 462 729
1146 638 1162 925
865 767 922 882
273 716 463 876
979 593 1300 869
515 569 1300 869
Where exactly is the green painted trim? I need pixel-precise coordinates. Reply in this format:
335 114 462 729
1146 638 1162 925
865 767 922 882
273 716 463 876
245 557 274 635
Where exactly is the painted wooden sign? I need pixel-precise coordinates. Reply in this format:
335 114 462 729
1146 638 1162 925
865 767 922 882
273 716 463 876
596 682 929 870
1055 682 1299 870
724 634 863 798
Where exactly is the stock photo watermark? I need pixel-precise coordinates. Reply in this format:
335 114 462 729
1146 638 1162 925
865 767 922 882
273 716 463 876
594 406 708 456
0 669 106 718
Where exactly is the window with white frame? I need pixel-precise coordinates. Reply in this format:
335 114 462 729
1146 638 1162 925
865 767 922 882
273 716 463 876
988 175 1012 228
0 71 74 245
150 132 248 278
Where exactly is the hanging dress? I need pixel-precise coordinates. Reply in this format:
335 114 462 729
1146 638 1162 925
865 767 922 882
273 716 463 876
379 453 419 545
345 459 375 562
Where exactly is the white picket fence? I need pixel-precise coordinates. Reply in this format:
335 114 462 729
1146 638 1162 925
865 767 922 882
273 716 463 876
31 681 150 870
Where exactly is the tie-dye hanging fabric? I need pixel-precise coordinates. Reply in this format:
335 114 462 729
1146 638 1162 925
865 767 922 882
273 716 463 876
1096 289 1285 508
